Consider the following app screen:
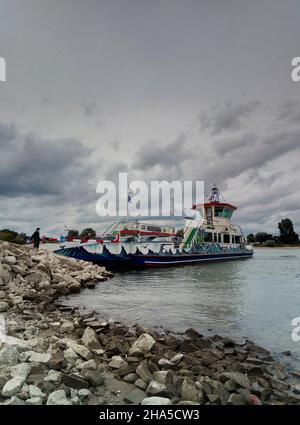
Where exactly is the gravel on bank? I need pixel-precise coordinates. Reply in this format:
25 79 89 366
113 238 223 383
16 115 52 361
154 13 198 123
0 240 299 406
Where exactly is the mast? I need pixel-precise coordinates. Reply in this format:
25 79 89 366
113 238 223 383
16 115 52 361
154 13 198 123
208 184 220 203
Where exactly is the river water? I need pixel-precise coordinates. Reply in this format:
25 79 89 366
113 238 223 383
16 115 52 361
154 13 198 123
60 248 300 366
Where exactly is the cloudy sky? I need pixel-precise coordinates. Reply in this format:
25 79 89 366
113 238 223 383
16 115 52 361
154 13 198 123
0 0 300 236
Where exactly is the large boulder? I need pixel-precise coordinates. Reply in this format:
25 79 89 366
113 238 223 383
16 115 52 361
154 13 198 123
10 363 32 379
1 376 25 397
3 256 17 265
46 390 72 405
0 344 20 366
0 264 11 284
136 361 153 383
61 339 92 360
19 351 51 364
142 397 172 405
61 373 89 389
128 334 156 356
220 372 251 390
109 356 128 369
0 301 9 312
181 376 199 402
146 380 167 396
81 327 101 350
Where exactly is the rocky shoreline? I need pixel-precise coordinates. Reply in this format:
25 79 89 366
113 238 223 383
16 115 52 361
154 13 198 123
0 241 300 406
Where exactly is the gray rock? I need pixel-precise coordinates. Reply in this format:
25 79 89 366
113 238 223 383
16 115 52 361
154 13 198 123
136 361 152 383
141 396 172 405
181 376 199 402
44 370 62 383
1 376 25 397
60 322 75 334
269 377 290 392
29 384 46 399
64 348 79 365
291 382 300 394
81 327 101 350
78 388 92 400
3 256 16 265
220 372 251 389
19 351 51 364
123 373 138 383
0 301 9 312
224 379 237 392
70 396 80 405
82 370 105 387
170 353 184 364
158 358 174 369
46 390 72 405
135 378 147 390
153 371 173 386
128 333 156 356
146 380 167 396
109 355 128 369
0 345 20 366
3 396 25 405
273 363 288 381
78 359 97 371
26 397 43 405
227 393 247 405
124 388 147 404
61 373 89 389
62 339 92 360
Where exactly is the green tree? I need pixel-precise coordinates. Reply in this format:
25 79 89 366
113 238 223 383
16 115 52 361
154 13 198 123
80 227 96 238
247 233 255 243
278 218 299 244
14 233 27 245
254 232 273 244
67 229 79 238
0 229 27 244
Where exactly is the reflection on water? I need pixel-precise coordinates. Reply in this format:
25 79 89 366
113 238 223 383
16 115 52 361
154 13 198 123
62 248 300 364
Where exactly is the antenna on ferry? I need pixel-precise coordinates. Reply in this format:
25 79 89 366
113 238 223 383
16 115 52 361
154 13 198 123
127 185 134 222
209 184 220 203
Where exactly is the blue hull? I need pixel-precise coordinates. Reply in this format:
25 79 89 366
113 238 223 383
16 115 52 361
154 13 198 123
54 246 253 269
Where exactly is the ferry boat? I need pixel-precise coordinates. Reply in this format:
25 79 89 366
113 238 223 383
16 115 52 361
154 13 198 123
54 186 253 268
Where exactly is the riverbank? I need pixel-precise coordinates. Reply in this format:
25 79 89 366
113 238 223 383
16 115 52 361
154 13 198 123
0 241 300 405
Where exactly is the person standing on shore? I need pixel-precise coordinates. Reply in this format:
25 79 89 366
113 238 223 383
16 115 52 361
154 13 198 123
30 227 41 249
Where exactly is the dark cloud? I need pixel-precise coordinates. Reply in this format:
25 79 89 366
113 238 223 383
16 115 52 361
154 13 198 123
215 133 256 156
199 101 260 135
135 134 192 172
277 101 300 125
0 122 93 199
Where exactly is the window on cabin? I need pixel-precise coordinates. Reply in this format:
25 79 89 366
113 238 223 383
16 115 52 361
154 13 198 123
213 233 218 242
223 234 230 243
223 208 229 218
197 229 204 242
206 207 212 217
214 206 224 217
235 235 240 243
218 234 222 243
204 232 213 242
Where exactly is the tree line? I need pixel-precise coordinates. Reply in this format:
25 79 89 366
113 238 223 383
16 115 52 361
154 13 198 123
247 218 299 245
67 228 96 238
